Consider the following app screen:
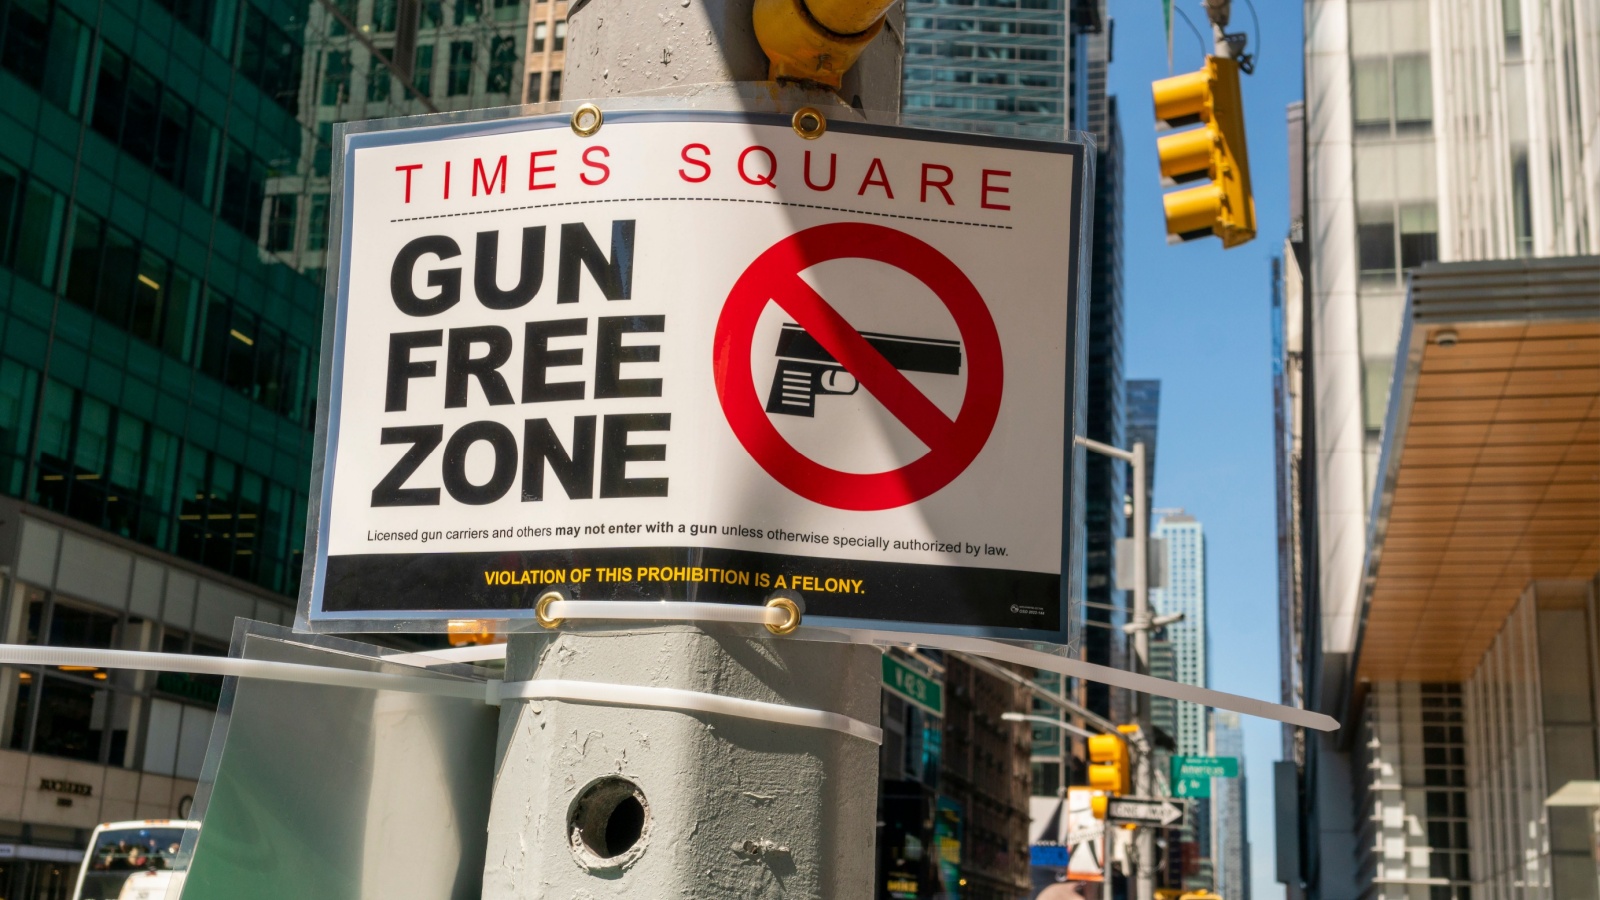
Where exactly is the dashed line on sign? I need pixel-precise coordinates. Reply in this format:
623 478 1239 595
389 196 1014 230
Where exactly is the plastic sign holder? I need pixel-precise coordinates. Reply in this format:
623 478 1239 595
298 94 1091 647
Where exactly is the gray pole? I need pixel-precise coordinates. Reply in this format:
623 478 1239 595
1132 441 1154 900
1073 435 1155 900
480 4 902 898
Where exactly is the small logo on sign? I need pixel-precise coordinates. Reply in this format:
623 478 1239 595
1011 604 1046 616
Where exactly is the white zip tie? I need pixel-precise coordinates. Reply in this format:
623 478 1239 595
549 599 786 627
0 644 484 701
1 599 1340 733
477 601 1341 732
0 643 881 742
493 678 882 744
383 643 509 667
848 630 1339 732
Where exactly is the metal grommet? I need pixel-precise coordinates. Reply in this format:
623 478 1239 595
765 597 802 636
535 591 566 628
571 103 603 137
791 107 826 140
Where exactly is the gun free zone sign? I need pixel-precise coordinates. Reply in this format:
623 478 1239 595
305 109 1086 638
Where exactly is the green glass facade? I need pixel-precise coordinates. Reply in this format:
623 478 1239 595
0 0 320 597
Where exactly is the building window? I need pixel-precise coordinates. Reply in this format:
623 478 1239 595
453 0 480 25
527 70 541 102
1357 206 1397 282
0 161 66 290
492 0 519 23
371 0 398 31
218 141 267 241
313 122 333 178
306 194 331 252
532 21 546 52
487 35 516 93
548 68 561 100
414 44 434 96
1392 55 1431 127
265 196 296 252
1398 203 1438 270
237 4 304 111
0 0 91 113
367 53 392 102
1350 53 1431 134
553 19 565 50
1352 58 1390 129
1511 149 1532 255
322 50 352 105
447 40 474 95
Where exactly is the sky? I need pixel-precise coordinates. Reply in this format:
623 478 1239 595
1104 2 1304 899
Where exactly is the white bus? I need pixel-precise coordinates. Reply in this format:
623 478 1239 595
70 820 200 900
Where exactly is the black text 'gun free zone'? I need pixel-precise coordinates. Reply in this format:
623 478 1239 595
765 323 963 417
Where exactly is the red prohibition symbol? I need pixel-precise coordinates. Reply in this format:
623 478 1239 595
713 222 1004 511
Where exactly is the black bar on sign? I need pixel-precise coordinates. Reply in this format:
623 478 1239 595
774 323 962 375
320 545 1061 634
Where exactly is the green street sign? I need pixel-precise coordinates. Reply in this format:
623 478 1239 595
882 655 943 716
1173 755 1239 779
1170 755 1239 798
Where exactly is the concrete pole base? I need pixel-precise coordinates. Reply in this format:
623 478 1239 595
482 627 881 898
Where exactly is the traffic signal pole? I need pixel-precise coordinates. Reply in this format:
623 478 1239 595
480 5 902 898
1076 435 1154 900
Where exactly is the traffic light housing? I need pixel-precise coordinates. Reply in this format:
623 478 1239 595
1152 55 1255 248
1087 732 1130 796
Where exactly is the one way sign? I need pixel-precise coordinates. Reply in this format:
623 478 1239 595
1105 797 1188 828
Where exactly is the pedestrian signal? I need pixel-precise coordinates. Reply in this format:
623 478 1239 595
1152 56 1255 248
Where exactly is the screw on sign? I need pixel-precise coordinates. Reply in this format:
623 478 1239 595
712 222 1004 511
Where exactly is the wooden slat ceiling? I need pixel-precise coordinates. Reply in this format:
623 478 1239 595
1358 321 1600 682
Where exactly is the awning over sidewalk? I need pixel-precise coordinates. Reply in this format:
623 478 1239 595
1353 256 1600 683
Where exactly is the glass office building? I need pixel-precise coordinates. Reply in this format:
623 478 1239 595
902 0 1069 132
0 0 536 890
0 0 320 597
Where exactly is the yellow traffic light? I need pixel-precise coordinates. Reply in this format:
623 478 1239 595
1152 56 1255 248
1087 732 1130 795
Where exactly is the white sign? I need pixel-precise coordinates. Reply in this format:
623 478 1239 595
1104 797 1188 828
303 108 1087 637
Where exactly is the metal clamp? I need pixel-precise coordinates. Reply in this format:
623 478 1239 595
791 107 827 140
571 103 603 137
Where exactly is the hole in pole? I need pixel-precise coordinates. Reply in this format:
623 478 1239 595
570 776 649 861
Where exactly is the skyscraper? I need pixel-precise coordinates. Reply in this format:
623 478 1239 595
1152 510 1208 755
902 0 1069 132
1072 0 1127 725
262 0 539 278
1278 3 1598 900
1211 711 1250 900
1125 379 1160 525
1152 509 1211 890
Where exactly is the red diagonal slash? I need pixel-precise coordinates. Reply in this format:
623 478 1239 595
771 273 955 451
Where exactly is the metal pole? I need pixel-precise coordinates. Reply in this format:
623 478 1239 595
1132 441 1155 900
480 6 903 899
